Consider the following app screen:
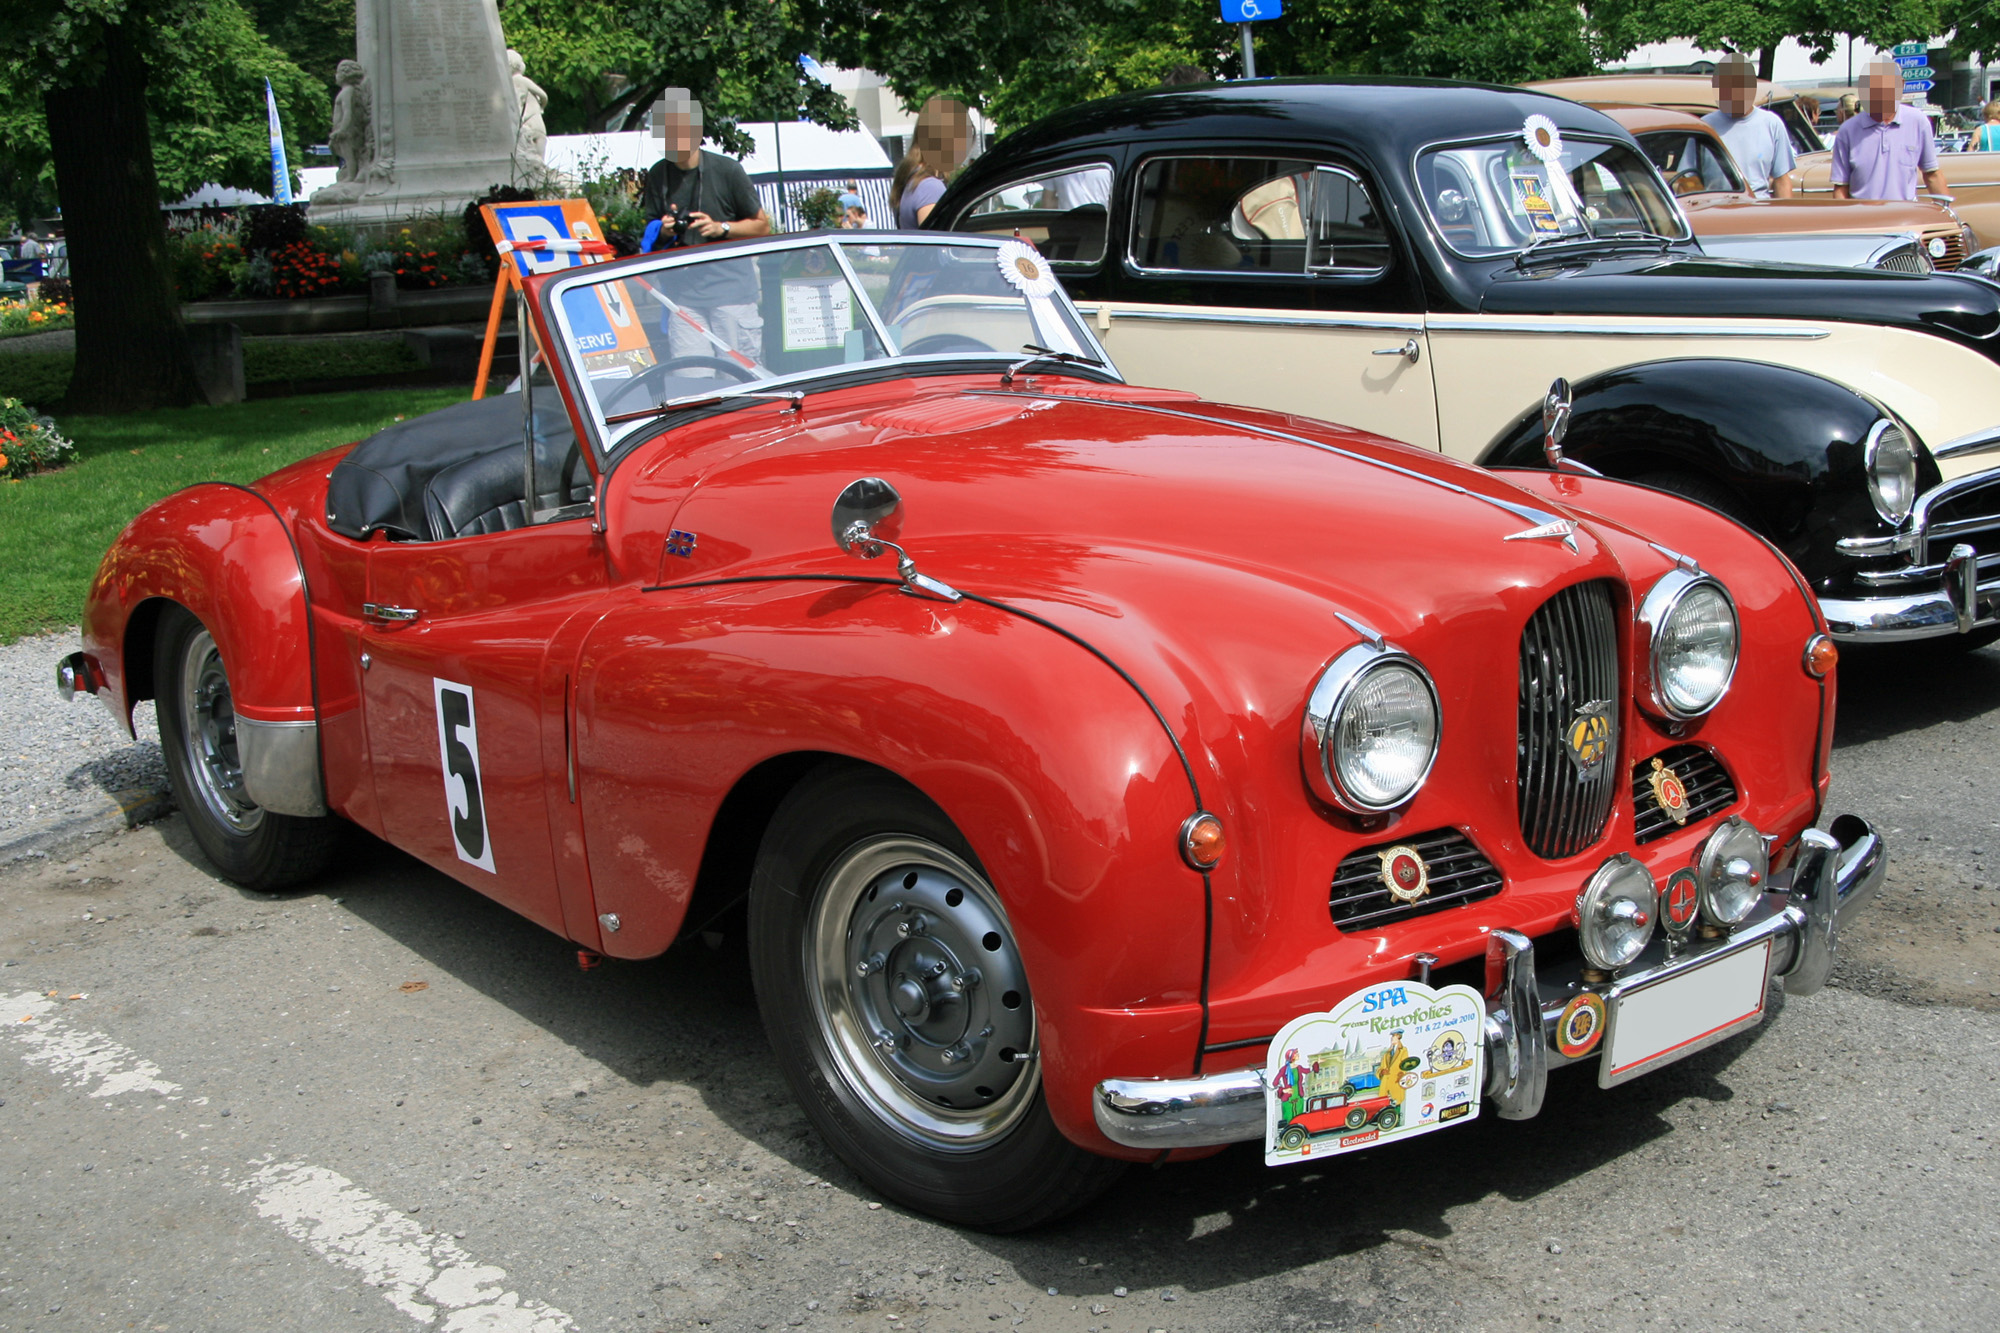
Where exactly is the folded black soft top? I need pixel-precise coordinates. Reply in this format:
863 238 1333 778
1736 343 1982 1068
326 395 571 541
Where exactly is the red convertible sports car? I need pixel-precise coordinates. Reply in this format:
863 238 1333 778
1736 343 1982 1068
57 232 1885 1230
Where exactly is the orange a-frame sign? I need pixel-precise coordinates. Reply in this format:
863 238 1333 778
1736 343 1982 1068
472 199 621 399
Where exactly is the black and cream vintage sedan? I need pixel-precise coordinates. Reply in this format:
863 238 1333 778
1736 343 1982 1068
935 78 2000 647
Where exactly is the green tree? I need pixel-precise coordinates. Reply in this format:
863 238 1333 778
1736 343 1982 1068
1591 0 1946 79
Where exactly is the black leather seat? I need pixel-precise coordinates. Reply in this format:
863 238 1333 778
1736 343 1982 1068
421 427 592 541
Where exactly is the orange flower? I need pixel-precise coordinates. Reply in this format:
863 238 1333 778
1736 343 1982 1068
0 453 10 470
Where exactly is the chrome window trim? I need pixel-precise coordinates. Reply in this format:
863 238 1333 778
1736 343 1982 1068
1303 164 1393 278
1409 130 1694 260
1636 569 1739 721
1072 303 1422 334
1122 151 1392 282
1426 316 1829 339
1300 641 1441 814
953 159 1116 270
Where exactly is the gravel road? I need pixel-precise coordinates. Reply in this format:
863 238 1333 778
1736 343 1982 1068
0 639 1997 1332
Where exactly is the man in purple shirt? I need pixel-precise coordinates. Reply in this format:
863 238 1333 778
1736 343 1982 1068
1831 60 1949 202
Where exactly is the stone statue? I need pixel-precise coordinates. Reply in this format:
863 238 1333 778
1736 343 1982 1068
315 60 376 204
508 49 547 170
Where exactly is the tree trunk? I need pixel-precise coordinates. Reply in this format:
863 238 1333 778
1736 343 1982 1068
1759 46 1778 83
43 18 201 413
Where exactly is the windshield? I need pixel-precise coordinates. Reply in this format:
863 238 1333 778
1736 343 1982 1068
546 236 1108 452
1417 136 1688 257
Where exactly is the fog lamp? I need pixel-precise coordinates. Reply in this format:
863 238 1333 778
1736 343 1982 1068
1697 816 1768 927
1576 855 1658 971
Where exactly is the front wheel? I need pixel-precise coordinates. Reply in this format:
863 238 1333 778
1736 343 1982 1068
748 764 1125 1231
154 605 335 890
1375 1105 1402 1131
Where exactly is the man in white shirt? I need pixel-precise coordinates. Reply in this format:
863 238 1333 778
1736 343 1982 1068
1702 53 1796 198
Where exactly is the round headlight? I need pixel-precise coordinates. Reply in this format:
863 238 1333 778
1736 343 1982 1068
1576 855 1657 971
1302 645 1440 813
1697 816 1768 927
1865 419 1918 525
1639 571 1739 719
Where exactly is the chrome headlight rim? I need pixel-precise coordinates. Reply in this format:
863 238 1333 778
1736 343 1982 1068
1696 815 1768 927
1301 642 1441 815
1637 569 1739 721
1575 853 1658 971
1864 417 1918 526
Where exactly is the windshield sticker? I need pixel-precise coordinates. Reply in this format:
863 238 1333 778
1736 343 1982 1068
1264 979 1484 1166
1512 174 1563 233
781 278 854 352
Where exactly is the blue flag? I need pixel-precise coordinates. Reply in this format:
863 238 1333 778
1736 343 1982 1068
265 78 293 205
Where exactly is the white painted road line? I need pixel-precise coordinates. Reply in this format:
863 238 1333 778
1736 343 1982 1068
4 991 578 1331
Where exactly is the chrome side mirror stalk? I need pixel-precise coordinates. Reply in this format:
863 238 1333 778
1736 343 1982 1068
832 477 963 603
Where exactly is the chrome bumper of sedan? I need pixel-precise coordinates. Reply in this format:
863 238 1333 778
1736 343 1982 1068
1091 814 1886 1151
1827 458 2000 642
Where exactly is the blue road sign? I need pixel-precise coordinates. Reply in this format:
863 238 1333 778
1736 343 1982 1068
1893 41 1928 57
1895 55 1931 69
1904 79 1936 93
1220 0 1282 21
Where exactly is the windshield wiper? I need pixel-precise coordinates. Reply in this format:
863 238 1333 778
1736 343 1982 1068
1002 344 1105 385
604 387 805 426
1513 229 1678 269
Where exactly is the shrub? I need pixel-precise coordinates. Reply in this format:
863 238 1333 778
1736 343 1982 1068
0 397 75 480
36 276 71 305
0 297 75 337
267 240 344 299
792 186 843 231
240 203 311 256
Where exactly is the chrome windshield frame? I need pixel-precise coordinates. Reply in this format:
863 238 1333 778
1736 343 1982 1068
1410 130 1694 262
541 232 1119 461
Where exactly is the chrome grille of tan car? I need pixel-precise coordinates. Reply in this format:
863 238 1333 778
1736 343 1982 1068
1631 745 1737 843
1518 580 1621 859
1328 829 1502 930
1926 226 1965 271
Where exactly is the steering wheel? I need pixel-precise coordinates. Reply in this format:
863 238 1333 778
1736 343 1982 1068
599 354 759 414
900 333 996 357
1670 171 1705 197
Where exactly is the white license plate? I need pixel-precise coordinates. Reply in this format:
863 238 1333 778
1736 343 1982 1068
1599 939 1773 1088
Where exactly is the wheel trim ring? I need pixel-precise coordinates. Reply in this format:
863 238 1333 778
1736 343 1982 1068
805 834 1039 1152
179 629 262 833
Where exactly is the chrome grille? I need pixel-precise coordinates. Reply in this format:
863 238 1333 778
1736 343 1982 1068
1926 227 1966 271
1329 828 1502 930
1632 745 1737 843
1876 245 1930 274
1926 479 2000 562
1518 580 1621 859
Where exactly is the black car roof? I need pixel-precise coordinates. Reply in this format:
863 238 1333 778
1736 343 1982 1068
963 77 1629 177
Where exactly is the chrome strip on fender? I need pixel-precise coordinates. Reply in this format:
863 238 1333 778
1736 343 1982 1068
1426 317 1829 339
1072 304 1425 334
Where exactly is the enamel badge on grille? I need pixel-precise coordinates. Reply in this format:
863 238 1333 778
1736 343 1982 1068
1378 845 1430 903
1564 700 1613 776
1647 756 1692 824
1662 867 1700 934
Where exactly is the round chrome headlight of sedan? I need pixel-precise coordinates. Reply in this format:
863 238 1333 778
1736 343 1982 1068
1697 816 1768 927
1865 418 1918 525
1301 643 1440 813
1576 855 1658 971
1638 571 1739 720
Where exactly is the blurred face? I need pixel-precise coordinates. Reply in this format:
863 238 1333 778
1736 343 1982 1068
913 96 974 172
1866 64 1902 119
1713 61 1756 117
654 91 703 163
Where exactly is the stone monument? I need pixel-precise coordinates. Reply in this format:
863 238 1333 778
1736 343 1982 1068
309 0 525 221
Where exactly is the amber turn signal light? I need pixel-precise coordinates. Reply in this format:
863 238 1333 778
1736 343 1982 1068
1180 812 1226 870
1803 633 1838 679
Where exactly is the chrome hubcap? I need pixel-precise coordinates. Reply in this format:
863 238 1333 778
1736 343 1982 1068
807 835 1037 1150
179 630 261 833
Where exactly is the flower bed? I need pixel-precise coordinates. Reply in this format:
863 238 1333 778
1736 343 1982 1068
0 397 75 481
0 296 75 339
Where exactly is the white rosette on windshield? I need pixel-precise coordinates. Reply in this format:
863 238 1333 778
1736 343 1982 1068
995 239 1085 358
1519 113 1588 233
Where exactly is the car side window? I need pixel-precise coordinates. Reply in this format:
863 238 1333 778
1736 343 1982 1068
1641 132 1743 196
957 165 1112 267
1130 156 1392 279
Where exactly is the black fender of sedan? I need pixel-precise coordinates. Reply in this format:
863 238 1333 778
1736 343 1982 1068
1481 358 1942 598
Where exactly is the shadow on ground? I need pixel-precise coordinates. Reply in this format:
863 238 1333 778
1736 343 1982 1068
1834 639 2000 746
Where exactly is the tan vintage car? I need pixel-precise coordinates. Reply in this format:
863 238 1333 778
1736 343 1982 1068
1529 74 2000 248
1603 104 1972 269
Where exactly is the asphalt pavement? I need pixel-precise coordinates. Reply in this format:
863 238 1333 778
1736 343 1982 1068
2 641 1998 1333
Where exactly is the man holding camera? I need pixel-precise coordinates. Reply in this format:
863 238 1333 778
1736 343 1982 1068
640 90 772 367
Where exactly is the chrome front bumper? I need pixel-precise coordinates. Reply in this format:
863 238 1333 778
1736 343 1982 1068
1091 814 1886 1151
1827 457 2000 642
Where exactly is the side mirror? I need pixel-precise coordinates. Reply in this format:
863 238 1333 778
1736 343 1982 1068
832 476 902 558
1542 378 1573 469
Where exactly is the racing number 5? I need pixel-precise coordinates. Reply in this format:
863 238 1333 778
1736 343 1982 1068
433 678 495 872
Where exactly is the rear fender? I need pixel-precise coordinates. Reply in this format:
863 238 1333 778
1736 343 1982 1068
80 483 324 816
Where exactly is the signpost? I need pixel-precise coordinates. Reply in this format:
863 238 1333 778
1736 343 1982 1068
1219 0 1282 79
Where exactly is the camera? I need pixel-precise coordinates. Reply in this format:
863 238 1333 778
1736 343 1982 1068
659 204 692 250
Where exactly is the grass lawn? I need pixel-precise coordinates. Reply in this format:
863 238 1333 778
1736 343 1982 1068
1 387 468 643
0 337 426 409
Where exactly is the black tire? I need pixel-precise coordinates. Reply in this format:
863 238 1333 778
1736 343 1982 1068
1633 470 1758 529
1344 1106 1368 1130
747 763 1126 1231
154 605 335 891
1375 1105 1402 1131
1278 1125 1307 1150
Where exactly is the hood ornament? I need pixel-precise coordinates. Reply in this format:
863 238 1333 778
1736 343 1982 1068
1503 518 1579 553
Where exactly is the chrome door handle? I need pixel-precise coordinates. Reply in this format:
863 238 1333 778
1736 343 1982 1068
1373 338 1421 364
362 603 421 624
